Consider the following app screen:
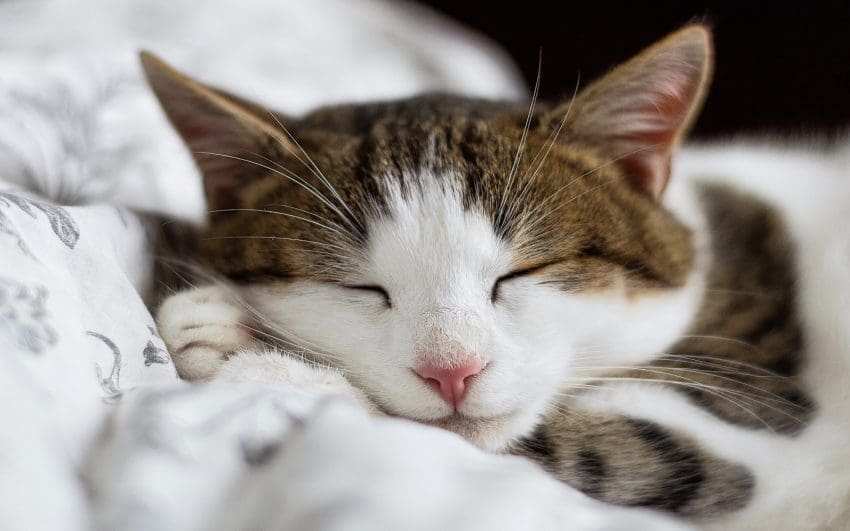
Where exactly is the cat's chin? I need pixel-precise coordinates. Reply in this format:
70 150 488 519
422 410 536 452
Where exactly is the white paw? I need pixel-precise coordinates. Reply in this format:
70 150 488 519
156 285 257 381
216 349 381 415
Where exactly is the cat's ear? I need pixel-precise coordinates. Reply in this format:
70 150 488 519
140 51 295 210
549 25 712 198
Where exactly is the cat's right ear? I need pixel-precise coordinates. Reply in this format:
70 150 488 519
140 52 295 210
543 25 712 199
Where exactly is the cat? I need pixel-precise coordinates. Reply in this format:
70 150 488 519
146 25 850 529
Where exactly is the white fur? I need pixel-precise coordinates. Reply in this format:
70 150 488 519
216 349 380 415
157 285 257 380
240 169 704 451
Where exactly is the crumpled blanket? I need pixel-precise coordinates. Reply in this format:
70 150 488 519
0 1 686 529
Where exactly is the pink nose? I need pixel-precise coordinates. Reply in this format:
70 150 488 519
415 360 485 408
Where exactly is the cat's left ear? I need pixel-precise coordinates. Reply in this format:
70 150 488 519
548 25 713 198
140 51 297 211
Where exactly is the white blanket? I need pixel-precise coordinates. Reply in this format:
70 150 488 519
0 1 687 529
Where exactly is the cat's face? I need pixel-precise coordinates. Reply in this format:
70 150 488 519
144 25 712 449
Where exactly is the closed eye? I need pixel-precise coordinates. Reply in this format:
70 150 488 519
491 261 560 303
343 284 392 308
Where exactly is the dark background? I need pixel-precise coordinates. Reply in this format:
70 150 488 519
423 1 850 139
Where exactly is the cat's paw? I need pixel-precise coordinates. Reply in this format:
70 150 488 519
156 285 257 381
215 349 382 415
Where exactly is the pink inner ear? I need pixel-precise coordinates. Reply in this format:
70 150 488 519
618 73 701 197
174 110 260 211
620 153 670 196
197 150 248 211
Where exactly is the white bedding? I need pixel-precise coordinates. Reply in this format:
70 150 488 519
0 1 687 529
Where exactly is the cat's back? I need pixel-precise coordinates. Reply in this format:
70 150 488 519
665 140 850 530
672 139 850 398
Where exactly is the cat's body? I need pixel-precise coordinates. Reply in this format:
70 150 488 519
649 144 850 528
147 27 850 529
514 143 850 528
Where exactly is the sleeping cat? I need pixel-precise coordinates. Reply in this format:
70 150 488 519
146 25 850 529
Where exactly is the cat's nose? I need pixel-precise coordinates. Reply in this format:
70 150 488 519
414 360 485 408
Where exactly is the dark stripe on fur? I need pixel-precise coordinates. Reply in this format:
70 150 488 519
516 424 556 465
625 419 705 512
624 184 815 435
511 412 754 517
575 448 607 498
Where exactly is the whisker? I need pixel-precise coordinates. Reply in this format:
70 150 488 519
498 53 542 220
200 235 349 252
565 376 780 431
504 73 582 224
570 365 804 408
268 203 347 232
244 150 341 214
569 371 804 430
676 334 768 354
196 151 358 233
262 110 360 231
656 353 785 378
208 208 347 238
519 143 661 233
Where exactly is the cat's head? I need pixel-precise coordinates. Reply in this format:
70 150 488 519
143 25 712 450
